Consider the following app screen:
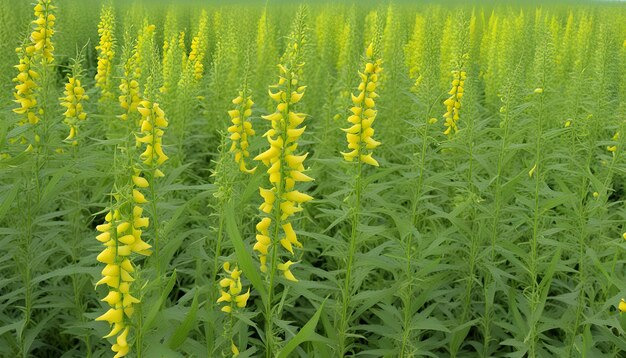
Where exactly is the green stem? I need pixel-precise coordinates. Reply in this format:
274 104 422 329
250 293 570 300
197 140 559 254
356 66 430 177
527 88 545 358
400 98 435 357
265 77 292 358
483 76 514 357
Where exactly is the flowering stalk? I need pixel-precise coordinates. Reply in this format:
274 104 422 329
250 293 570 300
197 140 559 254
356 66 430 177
13 44 40 148
159 35 175 95
10 3 56 351
341 43 382 166
95 5 115 102
443 54 468 136
12 0 56 151
337 42 382 356
228 88 256 174
95 24 166 357
60 67 88 146
95 191 152 358
253 10 312 356
188 10 208 83
117 42 141 123
217 262 251 357
136 99 169 277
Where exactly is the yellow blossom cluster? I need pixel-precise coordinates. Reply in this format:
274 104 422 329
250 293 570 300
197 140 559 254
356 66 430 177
178 31 187 69
13 47 40 127
130 23 156 87
12 0 55 141
216 262 251 313
188 11 208 81
443 68 466 135
253 45 313 281
31 0 56 65
159 37 174 94
95 6 115 101
60 77 88 144
136 101 169 176
118 78 141 122
95 199 152 357
341 43 382 167
228 91 256 173
118 47 141 122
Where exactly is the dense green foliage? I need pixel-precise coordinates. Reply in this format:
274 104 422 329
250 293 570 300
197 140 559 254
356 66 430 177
1 0 626 357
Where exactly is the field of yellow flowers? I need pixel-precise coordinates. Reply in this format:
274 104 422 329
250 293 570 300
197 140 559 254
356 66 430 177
1 0 626 357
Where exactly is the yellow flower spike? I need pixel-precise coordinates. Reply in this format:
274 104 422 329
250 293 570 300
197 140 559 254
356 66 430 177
12 0 57 148
252 14 311 299
342 43 382 167
620 299 626 313
228 90 257 174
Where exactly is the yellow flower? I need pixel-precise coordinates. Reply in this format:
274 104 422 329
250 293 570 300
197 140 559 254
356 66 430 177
31 0 55 65
187 11 208 81
217 263 251 318
60 76 88 144
11 0 56 149
253 37 313 281
277 260 298 282
341 43 383 166
228 91 256 173
95 5 115 101
231 341 240 356
235 289 250 308
620 299 626 313
95 183 153 357
137 101 169 171
443 58 467 135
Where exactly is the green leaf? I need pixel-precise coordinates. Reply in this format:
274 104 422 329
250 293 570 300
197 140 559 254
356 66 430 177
224 202 267 306
277 298 327 358
143 270 177 332
167 288 199 349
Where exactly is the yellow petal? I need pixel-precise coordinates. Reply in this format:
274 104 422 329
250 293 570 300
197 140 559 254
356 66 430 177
360 153 379 167
95 308 123 323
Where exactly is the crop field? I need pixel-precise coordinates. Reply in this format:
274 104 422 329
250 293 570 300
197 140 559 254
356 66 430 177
1 0 626 357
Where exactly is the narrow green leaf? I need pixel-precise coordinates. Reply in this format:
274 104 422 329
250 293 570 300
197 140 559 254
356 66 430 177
143 270 177 332
168 289 199 349
277 298 327 358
